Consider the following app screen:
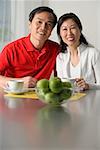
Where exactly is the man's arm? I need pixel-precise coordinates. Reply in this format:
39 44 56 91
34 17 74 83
0 75 37 88
0 75 12 88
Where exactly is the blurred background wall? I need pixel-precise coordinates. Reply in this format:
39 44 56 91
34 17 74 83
0 0 100 50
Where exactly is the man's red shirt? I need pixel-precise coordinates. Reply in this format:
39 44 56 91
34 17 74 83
0 34 60 80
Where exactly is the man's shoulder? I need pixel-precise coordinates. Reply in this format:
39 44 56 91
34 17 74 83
47 39 60 47
4 35 28 49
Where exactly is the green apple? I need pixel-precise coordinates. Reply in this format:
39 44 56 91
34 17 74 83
45 92 61 105
49 77 62 94
60 88 72 101
36 79 49 92
62 81 72 88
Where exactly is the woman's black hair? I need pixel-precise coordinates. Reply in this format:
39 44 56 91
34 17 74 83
29 6 57 28
57 12 88 52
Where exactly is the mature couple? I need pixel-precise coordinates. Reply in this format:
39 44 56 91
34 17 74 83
0 6 100 90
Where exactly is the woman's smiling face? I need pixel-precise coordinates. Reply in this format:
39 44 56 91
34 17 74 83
60 18 81 48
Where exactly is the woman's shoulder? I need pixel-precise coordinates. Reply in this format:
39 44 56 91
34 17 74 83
81 43 100 55
87 45 100 56
85 44 100 63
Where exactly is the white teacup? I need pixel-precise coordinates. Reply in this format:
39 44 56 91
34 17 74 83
7 79 24 92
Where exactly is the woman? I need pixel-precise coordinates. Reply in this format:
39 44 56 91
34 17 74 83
56 12 100 90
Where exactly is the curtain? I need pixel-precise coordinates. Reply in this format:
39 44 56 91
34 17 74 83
0 0 11 50
0 0 25 51
11 0 25 40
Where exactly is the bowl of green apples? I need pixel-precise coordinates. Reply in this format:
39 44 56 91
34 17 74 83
36 77 73 106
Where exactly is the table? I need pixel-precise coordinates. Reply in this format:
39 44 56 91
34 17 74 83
0 89 100 150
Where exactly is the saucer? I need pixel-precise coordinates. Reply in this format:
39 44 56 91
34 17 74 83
4 86 36 94
4 87 28 94
61 78 76 83
69 78 76 82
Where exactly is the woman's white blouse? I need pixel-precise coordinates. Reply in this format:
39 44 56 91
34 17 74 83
56 44 100 89
70 61 81 78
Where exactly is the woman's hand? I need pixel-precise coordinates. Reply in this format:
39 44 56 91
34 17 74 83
22 76 37 88
75 78 89 90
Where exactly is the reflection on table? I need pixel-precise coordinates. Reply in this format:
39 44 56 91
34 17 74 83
0 89 100 150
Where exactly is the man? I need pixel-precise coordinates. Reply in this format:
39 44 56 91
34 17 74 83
0 6 60 88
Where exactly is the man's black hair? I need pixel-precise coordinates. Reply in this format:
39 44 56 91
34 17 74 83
29 6 57 28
